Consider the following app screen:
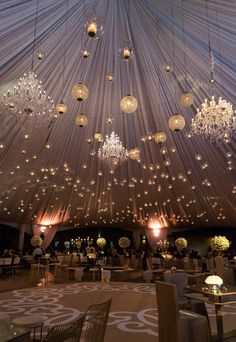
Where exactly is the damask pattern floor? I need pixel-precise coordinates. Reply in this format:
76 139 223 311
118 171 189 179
0 282 236 341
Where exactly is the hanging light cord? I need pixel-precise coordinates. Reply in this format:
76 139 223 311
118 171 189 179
31 0 39 70
181 0 188 90
170 3 177 104
206 0 215 95
62 0 69 98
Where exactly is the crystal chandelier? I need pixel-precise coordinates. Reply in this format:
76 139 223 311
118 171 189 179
2 71 56 130
98 131 128 169
191 96 236 143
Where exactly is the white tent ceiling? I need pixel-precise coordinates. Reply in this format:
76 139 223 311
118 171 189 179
0 0 235 231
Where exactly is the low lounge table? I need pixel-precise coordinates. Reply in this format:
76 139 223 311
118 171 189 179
185 284 236 341
12 315 45 341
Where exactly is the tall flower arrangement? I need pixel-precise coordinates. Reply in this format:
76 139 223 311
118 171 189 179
212 235 230 252
31 235 43 247
118 237 130 249
175 237 188 250
96 237 106 248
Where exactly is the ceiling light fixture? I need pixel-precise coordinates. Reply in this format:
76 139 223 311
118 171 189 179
85 13 103 39
169 114 186 131
191 97 236 143
120 95 138 113
98 131 128 169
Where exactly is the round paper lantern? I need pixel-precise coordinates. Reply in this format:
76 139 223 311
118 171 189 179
128 148 140 160
71 83 89 101
120 95 138 113
154 131 167 144
169 114 185 131
75 114 88 127
179 92 194 107
56 101 67 114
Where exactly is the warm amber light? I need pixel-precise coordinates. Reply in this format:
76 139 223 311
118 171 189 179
87 22 97 37
123 47 131 59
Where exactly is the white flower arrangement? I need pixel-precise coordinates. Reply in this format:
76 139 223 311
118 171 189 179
96 237 106 248
175 237 188 250
64 241 70 249
31 235 43 247
118 237 130 249
205 275 223 286
75 239 82 248
212 235 230 251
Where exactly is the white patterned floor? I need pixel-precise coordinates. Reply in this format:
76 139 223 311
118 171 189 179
0 282 236 341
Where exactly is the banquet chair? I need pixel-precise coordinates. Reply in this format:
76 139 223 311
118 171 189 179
163 272 188 308
164 272 210 323
215 256 224 278
41 314 85 342
2 257 13 275
151 257 161 269
155 281 211 342
81 298 112 342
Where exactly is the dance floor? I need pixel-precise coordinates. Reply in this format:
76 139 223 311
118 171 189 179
1 282 236 341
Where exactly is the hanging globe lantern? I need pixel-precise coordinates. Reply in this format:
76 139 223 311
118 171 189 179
168 114 186 131
75 114 88 127
179 92 194 107
56 101 67 114
94 132 102 142
128 148 140 160
120 95 138 113
154 131 167 143
71 83 89 101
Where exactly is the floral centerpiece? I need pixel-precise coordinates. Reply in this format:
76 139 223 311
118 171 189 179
64 241 70 250
75 238 82 249
205 275 223 292
212 235 230 252
118 237 130 249
175 237 188 250
31 235 43 247
96 237 106 248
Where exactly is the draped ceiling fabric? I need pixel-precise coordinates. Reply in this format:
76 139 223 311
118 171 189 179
0 0 235 234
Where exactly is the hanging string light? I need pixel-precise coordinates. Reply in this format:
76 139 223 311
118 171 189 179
179 0 194 107
120 4 138 114
56 0 69 115
154 21 167 143
168 5 185 132
72 2 89 104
